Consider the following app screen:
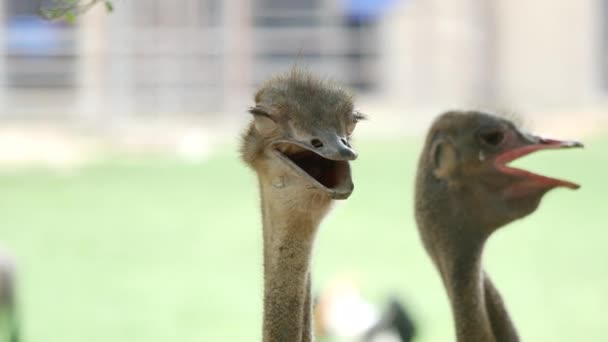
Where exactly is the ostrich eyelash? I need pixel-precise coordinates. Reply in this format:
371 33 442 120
248 107 271 118
353 110 367 122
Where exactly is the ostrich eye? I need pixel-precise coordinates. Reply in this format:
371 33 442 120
249 106 277 135
347 111 366 136
479 129 505 146
346 121 357 136
253 115 277 135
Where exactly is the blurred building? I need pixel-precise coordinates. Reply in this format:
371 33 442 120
0 0 605 125
382 0 606 111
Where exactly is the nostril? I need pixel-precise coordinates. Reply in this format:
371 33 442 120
341 138 351 148
311 139 324 148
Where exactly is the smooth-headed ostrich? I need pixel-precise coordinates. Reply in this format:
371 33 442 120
240 70 362 342
0 248 19 342
414 111 582 342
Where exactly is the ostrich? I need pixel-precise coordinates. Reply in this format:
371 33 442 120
414 111 582 342
0 248 18 342
240 70 362 342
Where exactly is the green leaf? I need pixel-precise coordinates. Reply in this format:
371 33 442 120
39 8 63 20
105 1 114 12
65 11 76 24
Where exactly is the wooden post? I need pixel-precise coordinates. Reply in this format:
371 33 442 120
222 0 252 123
77 4 106 124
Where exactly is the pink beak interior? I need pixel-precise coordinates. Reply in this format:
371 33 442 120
494 137 583 190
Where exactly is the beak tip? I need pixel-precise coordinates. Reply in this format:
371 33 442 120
566 141 584 148
539 137 584 149
340 148 358 161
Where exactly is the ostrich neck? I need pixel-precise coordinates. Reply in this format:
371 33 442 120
430 232 495 342
259 176 330 342
423 216 519 342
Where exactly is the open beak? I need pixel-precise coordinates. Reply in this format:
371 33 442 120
494 136 583 190
270 135 356 200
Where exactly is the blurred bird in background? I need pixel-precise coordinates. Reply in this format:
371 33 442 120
315 275 416 342
0 247 19 342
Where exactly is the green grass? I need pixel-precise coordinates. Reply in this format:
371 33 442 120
0 137 607 342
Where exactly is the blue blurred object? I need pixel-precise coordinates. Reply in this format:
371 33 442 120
344 0 399 21
6 16 65 55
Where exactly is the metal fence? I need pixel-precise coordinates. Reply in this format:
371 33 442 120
0 0 381 122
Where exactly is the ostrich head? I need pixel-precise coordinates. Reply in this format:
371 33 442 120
241 70 363 200
417 110 583 233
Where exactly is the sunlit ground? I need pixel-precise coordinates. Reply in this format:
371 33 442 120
0 137 606 342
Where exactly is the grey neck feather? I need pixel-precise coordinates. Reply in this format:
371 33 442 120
417 176 519 342
258 176 327 342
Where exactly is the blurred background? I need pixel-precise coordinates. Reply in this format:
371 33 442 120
0 0 607 341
